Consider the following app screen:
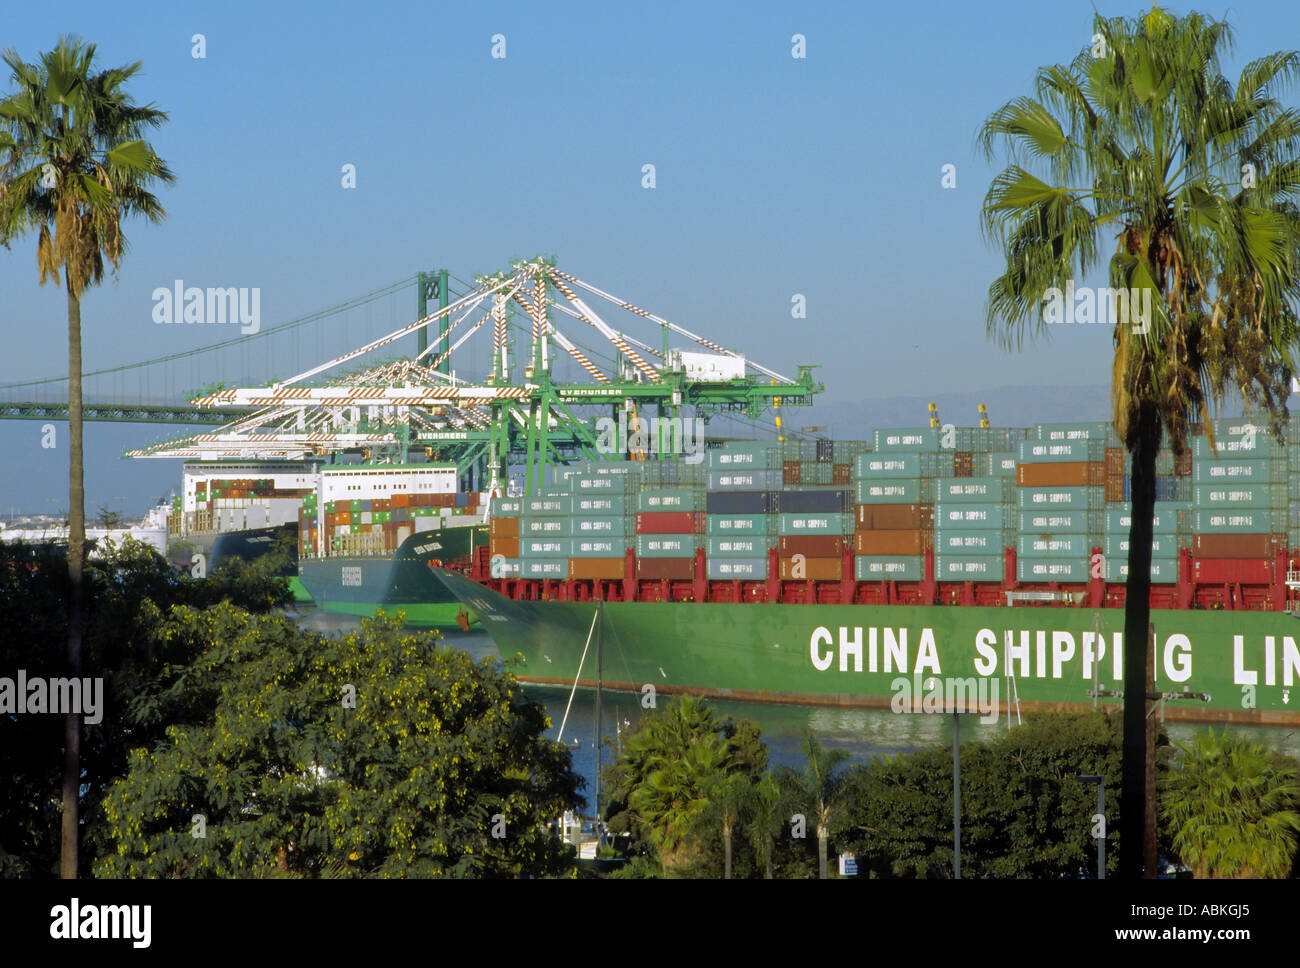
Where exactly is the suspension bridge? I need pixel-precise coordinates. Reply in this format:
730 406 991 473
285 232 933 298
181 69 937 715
0 258 824 491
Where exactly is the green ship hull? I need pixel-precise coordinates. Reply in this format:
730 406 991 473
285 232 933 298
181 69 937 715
299 525 487 628
434 569 1300 724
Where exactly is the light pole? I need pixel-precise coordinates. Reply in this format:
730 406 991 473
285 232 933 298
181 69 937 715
1076 774 1105 879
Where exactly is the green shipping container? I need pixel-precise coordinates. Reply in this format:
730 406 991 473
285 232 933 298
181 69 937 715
855 452 921 478
1104 556 1179 583
936 477 1008 503
778 512 847 534
524 497 569 515
935 503 1007 529
522 537 573 557
855 479 923 504
707 450 777 472
493 498 523 515
1017 559 1091 582
873 428 939 451
1016 533 1093 558
1103 505 1188 534
707 514 772 535
573 537 625 556
1192 458 1284 484
1193 483 1285 509
571 516 630 536
706 558 769 580
636 534 700 557
519 517 572 536
1016 487 1105 510
1018 509 1088 533
571 493 626 515
521 559 568 579
706 536 770 557
936 531 1012 553
1192 508 1287 533
935 555 1003 581
1103 534 1177 558
1193 432 1283 460
1017 439 1098 463
982 454 1019 476
637 488 703 512
1033 421 1114 442
854 556 923 581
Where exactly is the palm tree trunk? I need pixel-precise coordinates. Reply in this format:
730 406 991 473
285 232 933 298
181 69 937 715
1119 407 1158 879
60 280 84 880
723 826 732 879
818 826 828 879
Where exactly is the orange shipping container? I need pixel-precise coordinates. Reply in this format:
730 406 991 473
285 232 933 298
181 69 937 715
569 557 625 580
854 529 926 556
779 556 842 581
1016 461 1091 487
392 493 409 508
336 511 351 525
490 537 520 558
490 516 520 538
1104 476 1125 503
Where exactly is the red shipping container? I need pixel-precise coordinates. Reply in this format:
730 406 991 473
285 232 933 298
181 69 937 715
778 534 844 557
1191 558 1274 584
1192 533 1280 559
855 503 931 530
783 461 801 485
832 464 852 485
636 557 695 580
1105 476 1125 503
636 511 705 534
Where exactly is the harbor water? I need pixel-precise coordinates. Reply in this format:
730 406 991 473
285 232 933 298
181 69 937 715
294 606 1300 811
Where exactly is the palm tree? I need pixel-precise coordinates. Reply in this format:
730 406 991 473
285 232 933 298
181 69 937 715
777 732 849 879
746 773 782 879
979 7 1300 878
0 37 173 877
629 731 735 876
1160 730 1300 878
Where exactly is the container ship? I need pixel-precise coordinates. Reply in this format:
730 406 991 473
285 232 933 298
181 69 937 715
435 417 1300 725
166 459 319 600
294 462 489 626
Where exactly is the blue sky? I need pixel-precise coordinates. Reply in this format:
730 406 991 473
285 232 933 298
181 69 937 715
2 0 1299 515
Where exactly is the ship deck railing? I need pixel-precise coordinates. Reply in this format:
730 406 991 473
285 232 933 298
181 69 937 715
1003 590 1087 606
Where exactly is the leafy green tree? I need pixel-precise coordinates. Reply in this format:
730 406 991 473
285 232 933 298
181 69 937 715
776 732 849 879
839 713 1128 878
979 7 1300 877
1160 729 1300 878
94 609 581 877
0 37 173 877
2 538 305 878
